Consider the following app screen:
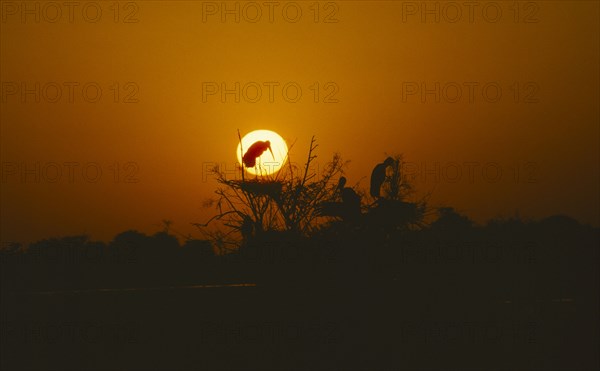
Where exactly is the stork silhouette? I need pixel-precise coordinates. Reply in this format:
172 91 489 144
242 140 274 172
370 157 395 198
338 177 359 206
338 176 361 219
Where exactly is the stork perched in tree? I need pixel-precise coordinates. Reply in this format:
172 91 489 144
370 157 395 198
338 176 361 219
242 140 274 168
338 177 360 206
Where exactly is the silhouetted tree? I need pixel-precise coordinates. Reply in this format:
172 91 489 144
197 136 346 249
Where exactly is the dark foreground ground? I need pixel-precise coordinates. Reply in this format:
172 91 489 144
1 281 598 370
2 215 599 370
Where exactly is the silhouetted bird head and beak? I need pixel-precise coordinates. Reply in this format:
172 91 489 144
384 157 395 166
338 176 347 190
265 140 274 159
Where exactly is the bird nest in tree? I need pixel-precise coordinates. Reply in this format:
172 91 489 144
238 179 283 197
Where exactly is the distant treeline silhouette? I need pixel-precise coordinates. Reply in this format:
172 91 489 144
1 210 597 303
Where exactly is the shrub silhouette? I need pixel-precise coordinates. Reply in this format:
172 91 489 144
196 136 346 246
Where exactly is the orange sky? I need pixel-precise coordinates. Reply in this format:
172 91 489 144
1 1 599 244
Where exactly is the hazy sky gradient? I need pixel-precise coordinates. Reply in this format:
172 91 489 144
1 1 598 243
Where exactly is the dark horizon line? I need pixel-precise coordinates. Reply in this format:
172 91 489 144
2 209 598 250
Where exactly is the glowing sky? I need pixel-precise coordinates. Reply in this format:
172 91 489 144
1 1 598 243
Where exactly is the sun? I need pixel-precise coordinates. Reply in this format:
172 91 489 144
236 129 288 176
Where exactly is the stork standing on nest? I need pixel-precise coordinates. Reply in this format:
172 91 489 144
242 140 274 173
370 157 395 199
338 176 361 219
